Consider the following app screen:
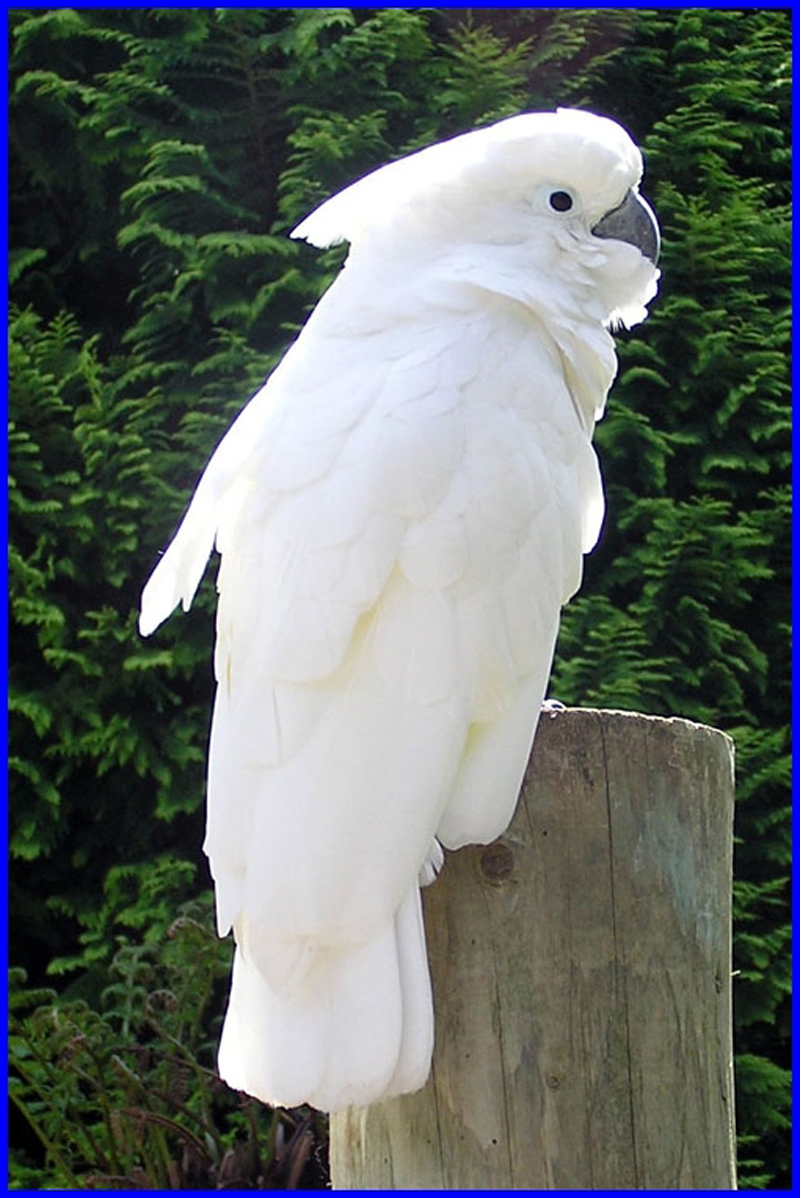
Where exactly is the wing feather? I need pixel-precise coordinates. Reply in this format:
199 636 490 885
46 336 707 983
145 288 597 957
143 273 600 1110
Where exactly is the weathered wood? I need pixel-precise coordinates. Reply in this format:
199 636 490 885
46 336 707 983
331 707 737 1190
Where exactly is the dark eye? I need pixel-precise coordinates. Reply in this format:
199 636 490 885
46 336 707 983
549 190 574 213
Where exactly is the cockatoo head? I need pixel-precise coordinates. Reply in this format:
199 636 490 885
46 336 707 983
293 108 660 330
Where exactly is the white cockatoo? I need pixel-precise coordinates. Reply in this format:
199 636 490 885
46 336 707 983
139 108 659 1113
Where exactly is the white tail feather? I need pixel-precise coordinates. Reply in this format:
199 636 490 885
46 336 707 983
217 886 432 1112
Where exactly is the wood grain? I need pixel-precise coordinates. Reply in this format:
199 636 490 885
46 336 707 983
331 708 737 1190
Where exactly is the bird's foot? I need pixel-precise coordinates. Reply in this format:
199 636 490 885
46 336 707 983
418 839 444 887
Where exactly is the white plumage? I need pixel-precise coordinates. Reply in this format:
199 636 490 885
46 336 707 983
139 108 659 1112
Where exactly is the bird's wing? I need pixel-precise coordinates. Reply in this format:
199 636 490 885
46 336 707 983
203 282 476 986
142 271 595 993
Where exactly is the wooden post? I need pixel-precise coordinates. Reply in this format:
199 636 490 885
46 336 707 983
330 708 737 1190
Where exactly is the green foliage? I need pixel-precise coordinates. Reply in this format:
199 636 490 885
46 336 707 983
8 301 213 980
9 895 328 1189
8 6 790 1189
46 855 199 980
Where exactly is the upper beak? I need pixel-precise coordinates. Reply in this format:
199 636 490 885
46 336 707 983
591 190 660 265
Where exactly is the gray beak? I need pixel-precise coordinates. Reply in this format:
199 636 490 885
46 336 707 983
591 190 660 265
